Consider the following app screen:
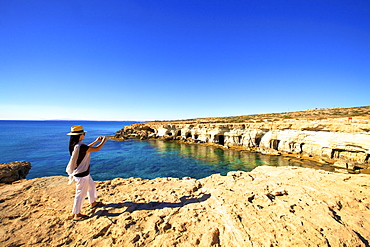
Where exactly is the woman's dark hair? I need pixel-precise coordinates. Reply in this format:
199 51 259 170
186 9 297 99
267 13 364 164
69 135 81 155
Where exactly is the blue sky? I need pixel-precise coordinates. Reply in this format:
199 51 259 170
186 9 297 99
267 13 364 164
1 0 369 121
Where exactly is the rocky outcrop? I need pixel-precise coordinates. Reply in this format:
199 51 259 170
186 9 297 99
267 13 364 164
115 118 370 172
1 166 369 246
0 161 31 184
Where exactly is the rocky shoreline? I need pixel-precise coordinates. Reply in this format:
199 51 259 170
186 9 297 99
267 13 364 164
1 165 369 246
0 161 31 184
114 117 370 174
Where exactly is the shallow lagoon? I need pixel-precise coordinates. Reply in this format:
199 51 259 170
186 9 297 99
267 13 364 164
91 139 335 180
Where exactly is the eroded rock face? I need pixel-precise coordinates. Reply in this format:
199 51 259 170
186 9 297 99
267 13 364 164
0 161 31 183
1 166 369 246
258 130 370 163
116 119 370 170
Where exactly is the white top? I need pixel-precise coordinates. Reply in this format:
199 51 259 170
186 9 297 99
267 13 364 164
66 141 91 184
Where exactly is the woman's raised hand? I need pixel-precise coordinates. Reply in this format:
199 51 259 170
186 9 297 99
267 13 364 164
88 136 107 153
97 136 107 142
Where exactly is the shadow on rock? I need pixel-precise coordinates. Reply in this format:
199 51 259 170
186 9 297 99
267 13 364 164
95 193 211 217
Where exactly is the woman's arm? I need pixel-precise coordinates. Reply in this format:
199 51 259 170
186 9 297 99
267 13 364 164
87 136 107 153
88 136 102 147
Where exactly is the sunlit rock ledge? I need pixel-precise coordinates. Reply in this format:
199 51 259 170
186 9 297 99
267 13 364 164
1 166 370 246
115 118 370 173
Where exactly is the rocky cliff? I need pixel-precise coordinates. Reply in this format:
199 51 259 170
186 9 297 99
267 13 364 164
0 161 31 184
1 166 369 246
115 117 370 173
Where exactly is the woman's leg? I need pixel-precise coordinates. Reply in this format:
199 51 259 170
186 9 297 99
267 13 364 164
72 176 89 214
86 175 98 204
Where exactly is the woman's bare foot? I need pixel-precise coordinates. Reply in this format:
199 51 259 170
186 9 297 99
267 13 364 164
90 201 104 208
73 213 89 221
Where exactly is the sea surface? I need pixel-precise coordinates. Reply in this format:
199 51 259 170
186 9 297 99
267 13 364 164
0 120 334 180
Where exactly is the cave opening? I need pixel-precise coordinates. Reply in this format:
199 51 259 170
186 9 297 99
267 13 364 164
237 136 242 144
218 135 225 145
255 135 263 146
270 139 280 150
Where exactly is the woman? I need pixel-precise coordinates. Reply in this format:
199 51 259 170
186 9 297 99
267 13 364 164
66 125 107 221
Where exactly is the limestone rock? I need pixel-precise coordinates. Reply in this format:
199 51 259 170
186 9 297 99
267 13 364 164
1 166 369 246
332 160 355 170
0 161 31 184
116 119 370 171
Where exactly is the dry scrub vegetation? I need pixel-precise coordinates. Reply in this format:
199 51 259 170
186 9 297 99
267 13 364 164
151 106 370 124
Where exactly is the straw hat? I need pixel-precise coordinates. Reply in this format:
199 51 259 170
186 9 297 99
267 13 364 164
67 125 87 135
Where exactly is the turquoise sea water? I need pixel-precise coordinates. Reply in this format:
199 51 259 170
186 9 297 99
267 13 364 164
0 121 334 180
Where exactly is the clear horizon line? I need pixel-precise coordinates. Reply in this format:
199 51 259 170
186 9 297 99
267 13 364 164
0 119 147 122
